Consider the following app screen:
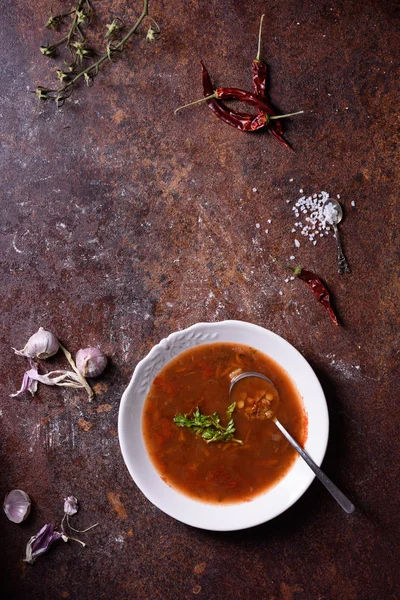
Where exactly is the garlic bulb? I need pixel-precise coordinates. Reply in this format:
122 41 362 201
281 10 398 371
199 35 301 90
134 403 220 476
76 348 107 378
4 489 31 523
14 327 59 359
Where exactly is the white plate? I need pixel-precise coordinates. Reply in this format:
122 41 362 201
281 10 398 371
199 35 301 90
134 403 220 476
118 320 329 531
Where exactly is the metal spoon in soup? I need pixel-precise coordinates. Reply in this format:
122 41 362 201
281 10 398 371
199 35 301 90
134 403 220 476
229 372 355 514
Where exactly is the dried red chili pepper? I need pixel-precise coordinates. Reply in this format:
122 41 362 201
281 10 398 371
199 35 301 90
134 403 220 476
176 87 303 123
291 266 339 326
252 16 277 120
251 14 292 149
201 61 268 131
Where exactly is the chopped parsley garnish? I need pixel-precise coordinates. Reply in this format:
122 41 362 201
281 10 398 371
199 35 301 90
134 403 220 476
173 402 243 444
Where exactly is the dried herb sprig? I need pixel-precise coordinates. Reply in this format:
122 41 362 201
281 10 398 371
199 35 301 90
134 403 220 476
36 0 159 107
40 1 92 61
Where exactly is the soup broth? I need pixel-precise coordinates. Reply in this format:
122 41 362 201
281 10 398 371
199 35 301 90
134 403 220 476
142 342 307 504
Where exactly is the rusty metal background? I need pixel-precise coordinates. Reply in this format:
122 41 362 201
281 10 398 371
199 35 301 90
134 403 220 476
1 0 399 598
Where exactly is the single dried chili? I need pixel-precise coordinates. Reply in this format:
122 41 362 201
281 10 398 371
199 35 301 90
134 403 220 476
201 61 268 131
291 266 339 326
251 15 293 149
252 15 268 98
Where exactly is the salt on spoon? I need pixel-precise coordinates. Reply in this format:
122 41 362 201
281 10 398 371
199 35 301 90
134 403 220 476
323 199 351 274
229 372 355 514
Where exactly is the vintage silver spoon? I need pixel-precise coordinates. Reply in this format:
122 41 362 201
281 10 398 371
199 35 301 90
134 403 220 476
323 199 351 274
229 372 355 514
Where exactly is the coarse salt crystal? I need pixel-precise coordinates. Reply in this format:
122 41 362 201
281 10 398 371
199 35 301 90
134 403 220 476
267 219 272 224
351 200 356 207
294 239 300 248
252 187 258 192
323 202 339 223
256 223 260 228
289 189 340 247
289 255 295 260
279 290 283 295
265 229 269 234
289 178 294 182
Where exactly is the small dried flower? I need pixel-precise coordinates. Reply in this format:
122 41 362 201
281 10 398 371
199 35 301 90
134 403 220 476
146 27 156 42
146 21 160 43
56 70 69 82
105 19 123 39
72 41 90 63
64 496 78 516
106 43 113 60
75 10 87 24
35 87 51 101
24 524 62 564
40 44 56 57
83 72 93 87
45 16 59 29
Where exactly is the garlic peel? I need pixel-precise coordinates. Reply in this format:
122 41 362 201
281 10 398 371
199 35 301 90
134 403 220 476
64 496 78 516
4 489 31 523
11 361 90 398
24 523 62 564
59 343 94 400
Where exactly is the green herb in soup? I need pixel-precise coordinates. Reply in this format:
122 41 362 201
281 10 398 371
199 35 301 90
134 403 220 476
174 403 243 444
142 342 307 505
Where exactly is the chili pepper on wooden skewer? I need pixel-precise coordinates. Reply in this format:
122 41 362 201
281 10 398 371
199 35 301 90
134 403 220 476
175 89 303 123
201 61 268 131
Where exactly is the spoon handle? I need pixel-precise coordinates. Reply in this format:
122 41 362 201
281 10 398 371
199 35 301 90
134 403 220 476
332 224 351 274
274 419 355 514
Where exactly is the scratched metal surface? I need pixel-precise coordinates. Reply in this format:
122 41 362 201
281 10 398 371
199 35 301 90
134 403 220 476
0 0 399 598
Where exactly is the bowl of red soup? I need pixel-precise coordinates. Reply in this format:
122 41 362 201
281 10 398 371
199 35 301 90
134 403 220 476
119 320 329 530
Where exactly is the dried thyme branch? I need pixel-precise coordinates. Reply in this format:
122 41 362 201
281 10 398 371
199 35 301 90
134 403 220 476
36 0 156 107
40 1 91 59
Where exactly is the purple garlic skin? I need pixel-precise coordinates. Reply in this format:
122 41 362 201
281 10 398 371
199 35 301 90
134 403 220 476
24 523 62 564
76 348 107 378
3 489 31 523
14 327 59 359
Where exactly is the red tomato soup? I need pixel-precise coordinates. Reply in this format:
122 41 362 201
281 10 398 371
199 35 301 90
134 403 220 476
142 342 308 504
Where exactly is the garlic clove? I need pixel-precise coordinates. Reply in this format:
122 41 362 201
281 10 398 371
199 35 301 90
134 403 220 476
4 489 31 523
76 348 107 378
13 327 60 360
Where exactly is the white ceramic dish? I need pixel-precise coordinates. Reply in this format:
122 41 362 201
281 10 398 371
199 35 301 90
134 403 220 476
118 320 329 531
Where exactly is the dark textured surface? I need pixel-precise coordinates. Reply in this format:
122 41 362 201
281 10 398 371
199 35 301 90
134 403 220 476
1 0 399 598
